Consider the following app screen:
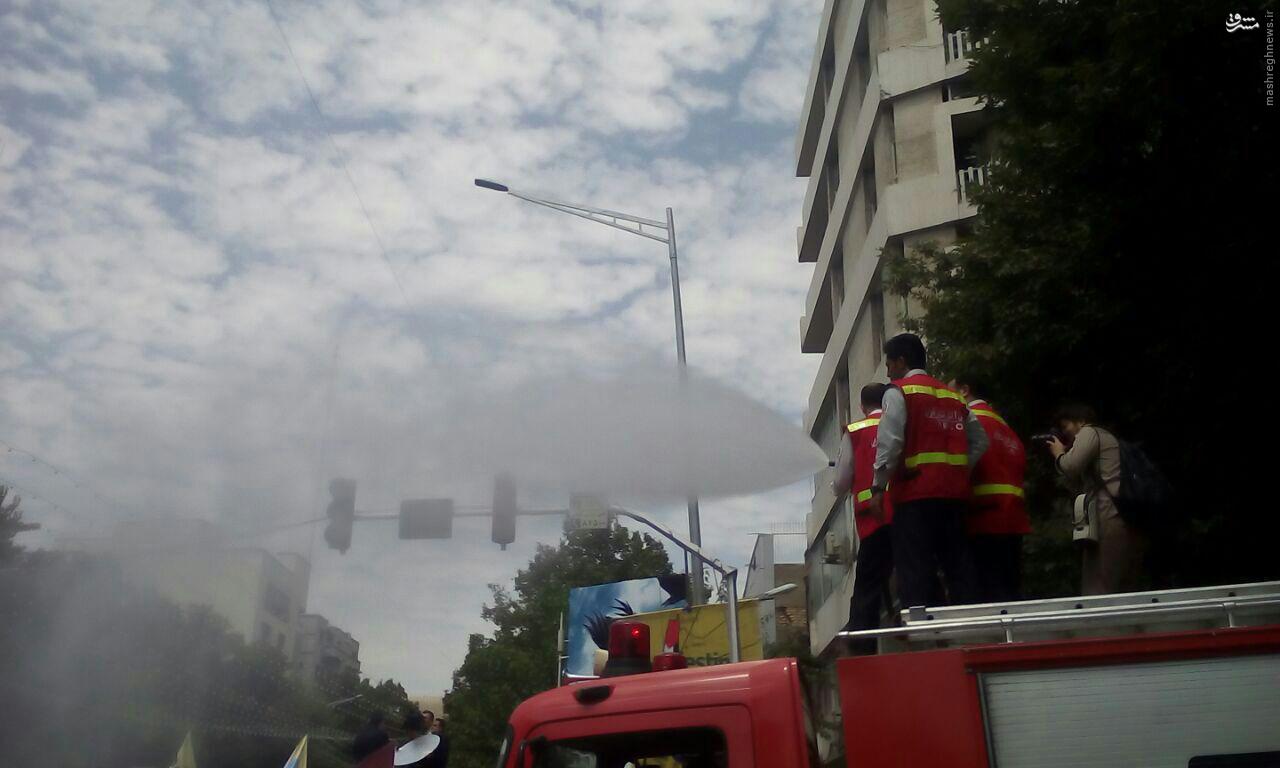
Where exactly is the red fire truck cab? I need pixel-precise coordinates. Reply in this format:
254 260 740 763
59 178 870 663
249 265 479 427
500 582 1280 768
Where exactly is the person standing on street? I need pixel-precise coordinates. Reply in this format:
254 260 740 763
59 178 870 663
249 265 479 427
1045 403 1148 595
353 713 390 762
832 383 894 652
868 333 987 608
952 376 1031 602
395 711 440 768
426 718 449 768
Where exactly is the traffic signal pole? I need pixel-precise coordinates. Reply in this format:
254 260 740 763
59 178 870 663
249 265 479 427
323 499 742 663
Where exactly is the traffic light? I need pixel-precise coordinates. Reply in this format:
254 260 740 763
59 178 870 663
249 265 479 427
491 473 516 550
324 478 357 553
399 498 454 539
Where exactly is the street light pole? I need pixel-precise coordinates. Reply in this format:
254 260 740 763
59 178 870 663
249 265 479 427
664 206 704 600
475 178 708 605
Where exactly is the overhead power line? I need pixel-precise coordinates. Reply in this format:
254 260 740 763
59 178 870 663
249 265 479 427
262 0 411 305
0 437 132 515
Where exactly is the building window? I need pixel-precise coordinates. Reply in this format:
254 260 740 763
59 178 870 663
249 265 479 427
820 28 836 106
830 247 845 321
870 288 886 367
824 146 841 213
264 585 290 620
862 165 877 224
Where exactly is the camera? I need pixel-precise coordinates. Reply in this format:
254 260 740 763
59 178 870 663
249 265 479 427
1031 429 1068 444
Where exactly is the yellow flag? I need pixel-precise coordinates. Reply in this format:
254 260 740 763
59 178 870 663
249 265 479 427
282 735 308 768
171 731 197 768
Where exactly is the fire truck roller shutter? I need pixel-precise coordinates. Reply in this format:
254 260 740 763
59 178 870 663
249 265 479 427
980 654 1280 768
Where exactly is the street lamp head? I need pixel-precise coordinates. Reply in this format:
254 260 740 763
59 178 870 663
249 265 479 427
761 583 799 599
474 178 509 192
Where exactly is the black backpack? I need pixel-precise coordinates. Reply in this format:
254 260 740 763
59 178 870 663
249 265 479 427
1105 433 1175 528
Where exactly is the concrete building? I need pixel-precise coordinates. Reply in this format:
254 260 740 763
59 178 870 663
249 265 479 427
66 519 312 660
743 532 808 651
793 1 991 762
410 694 446 721
294 613 361 687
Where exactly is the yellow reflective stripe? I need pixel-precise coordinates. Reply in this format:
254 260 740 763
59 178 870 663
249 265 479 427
900 384 965 402
971 409 1007 426
847 417 881 433
855 488 874 503
972 483 1025 498
904 452 968 468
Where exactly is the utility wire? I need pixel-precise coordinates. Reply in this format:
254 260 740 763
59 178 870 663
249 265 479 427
0 473 79 521
262 0 410 305
0 437 132 515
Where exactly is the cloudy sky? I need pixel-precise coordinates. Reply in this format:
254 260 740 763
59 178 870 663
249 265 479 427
0 0 824 694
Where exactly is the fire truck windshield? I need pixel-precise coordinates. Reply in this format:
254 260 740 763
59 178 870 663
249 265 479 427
529 728 726 768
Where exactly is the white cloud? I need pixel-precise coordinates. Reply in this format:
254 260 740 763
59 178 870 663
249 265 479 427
738 0 823 123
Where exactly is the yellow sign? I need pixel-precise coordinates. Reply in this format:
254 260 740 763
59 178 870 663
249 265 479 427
628 599 764 667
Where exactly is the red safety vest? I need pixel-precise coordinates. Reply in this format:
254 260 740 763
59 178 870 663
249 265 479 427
966 400 1031 535
891 373 971 504
847 410 892 539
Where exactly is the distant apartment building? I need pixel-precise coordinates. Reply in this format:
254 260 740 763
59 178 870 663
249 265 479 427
66 518 312 660
294 613 361 687
411 694 446 721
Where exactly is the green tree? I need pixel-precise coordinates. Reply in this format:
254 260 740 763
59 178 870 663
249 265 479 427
886 0 1277 594
444 525 674 768
0 485 39 562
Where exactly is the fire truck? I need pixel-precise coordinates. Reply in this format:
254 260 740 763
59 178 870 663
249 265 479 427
499 581 1280 768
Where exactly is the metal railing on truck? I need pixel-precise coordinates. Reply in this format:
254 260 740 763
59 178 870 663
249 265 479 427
836 581 1280 652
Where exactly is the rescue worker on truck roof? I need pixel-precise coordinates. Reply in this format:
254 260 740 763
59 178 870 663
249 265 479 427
951 375 1031 603
831 383 895 653
868 333 987 608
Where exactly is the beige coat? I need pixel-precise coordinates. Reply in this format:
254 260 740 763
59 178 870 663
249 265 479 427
1055 425 1146 595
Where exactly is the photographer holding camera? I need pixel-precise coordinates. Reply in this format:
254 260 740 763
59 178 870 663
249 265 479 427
1043 403 1148 596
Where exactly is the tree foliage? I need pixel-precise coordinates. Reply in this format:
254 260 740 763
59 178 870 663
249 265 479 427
0 549 416 768
444 525 674 768
0 485 39 562
887 0 1277 592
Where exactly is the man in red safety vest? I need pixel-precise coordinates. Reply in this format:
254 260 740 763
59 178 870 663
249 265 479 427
952 376 1031 603
831 383 894 653
867 333 988 608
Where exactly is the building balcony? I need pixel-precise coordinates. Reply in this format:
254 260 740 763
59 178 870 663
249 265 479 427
957 165 989 204
945 29 987 65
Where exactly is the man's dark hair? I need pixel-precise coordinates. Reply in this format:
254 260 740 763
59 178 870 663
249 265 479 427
404 711 428 732
953 373 991 399
422 710 435 721
860 383 887 409
1054 402 1097 425
883 333 927 369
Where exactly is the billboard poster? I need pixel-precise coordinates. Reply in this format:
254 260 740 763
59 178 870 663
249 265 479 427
628 599 764 667
565 576 687 677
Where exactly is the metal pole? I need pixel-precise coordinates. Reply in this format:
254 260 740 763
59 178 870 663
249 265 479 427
725 569 741 663
667 206 707 607
555 611 564 687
